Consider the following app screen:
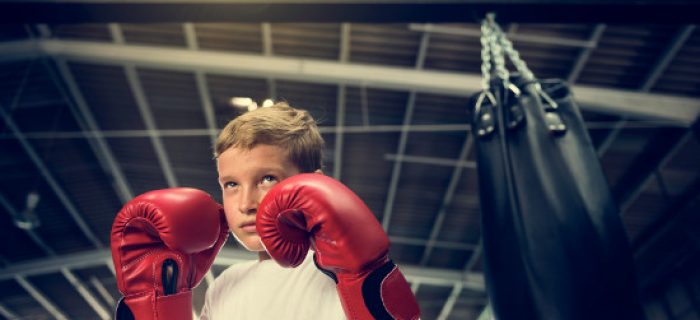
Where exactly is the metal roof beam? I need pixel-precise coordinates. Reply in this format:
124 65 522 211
411 23 596 48
0 104 103 249
49 58 135 204
614 130 692 212
89 276 116 308
333 23 351 181
0 302 19 320
184 23 219 149
382 31 430 231
61 269 110 320
108 24 179 188
1 39 699 126
597 24 696 156
262 23 277 100
32 25 135 205
385 153 476 169
15 275 69 320
567 24 606 84
1 193 110 320
437 283 463 320
0 248 484 291
390 236 478 251
419 135 474 265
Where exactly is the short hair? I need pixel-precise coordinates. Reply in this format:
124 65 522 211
214 102 324 173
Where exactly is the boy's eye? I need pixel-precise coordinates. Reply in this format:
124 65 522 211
261 175 277 185
223 181 237 189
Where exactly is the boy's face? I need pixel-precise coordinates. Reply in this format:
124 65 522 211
217 144 301 251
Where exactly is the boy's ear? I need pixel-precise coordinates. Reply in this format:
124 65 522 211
314 169 324 175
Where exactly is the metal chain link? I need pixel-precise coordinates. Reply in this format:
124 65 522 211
486 15 510 83
480 19 493 91
490 21 535 82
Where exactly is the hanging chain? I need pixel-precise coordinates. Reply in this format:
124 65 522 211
479 19 493 92
490 17 559 111
491 22 535 82
486 14 510 83
477 18 497 110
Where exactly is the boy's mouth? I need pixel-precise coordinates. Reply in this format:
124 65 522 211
240 221 257 233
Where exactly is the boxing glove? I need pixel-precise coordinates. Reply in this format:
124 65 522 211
111 188 228 320
257 174 420 320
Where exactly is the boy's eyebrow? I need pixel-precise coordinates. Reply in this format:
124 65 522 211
217 167 285 182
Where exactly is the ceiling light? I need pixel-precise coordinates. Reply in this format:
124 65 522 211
230 97 253 108
14 191 41 230
262 99 274 108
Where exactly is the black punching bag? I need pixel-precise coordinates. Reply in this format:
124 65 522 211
472 77 645 320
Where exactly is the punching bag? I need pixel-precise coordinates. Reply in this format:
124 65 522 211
473 75 645 319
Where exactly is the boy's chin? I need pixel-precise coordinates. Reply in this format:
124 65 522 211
232 232 264 251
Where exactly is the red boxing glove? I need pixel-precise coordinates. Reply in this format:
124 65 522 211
257 174 420 320
111 188 228 320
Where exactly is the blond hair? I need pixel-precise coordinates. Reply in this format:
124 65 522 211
214 102 324 173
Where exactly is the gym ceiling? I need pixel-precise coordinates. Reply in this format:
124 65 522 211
0 1 699 319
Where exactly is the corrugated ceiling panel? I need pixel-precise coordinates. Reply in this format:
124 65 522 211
652 29 700 97
389 243 423 265
509 42 580 79
427 247 470 269
10 93 120 245
416 284 453 320
516 23 593 40
412 93 471 124
447 289 488 320
137 68 207 130
68 62 146 131
578 25 678 89
71 266 118 308
162 136 220 197
50 23 111 42
0 61 32 108
660 135 700 197
25 273 101 319
599 126 656 188
0 61 63 112
275 80 337 126
511 24 595 79
390 163 453 238
424 23 481 74
120 23 186 48
623 187 669 242
342 133 399 218
0 208 48 263
206 74 266 128
345 87 408 126
271 23 340 60
194 23 263 54
350 24 421 67
0 279 47 319
437 170 481 244
105 137 169 195
405 131 466 159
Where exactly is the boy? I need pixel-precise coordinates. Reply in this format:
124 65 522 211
110 103 419 319
202 103 343 318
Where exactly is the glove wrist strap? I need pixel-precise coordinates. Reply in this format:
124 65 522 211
336 260 420 320
120 291 193 320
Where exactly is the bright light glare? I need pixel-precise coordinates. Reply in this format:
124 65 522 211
247 102 259 112
230 97 253 107
262 99 274 108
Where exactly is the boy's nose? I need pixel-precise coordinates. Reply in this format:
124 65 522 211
238 188 258 215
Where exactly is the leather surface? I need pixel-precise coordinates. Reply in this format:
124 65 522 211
111 188 229 319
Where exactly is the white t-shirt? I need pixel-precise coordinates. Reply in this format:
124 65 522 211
200 252 345 319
